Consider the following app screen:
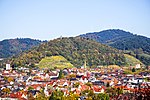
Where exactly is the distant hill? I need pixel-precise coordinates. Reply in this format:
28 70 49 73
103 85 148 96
9 37 129 68
80 29 150 66
0 38 42 58
39 56 74 69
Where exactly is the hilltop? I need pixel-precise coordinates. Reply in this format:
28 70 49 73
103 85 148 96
80 29 150 66
9 37 128 68
0 38 43 58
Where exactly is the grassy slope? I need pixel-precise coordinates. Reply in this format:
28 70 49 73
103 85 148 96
124 54 143 66
38 56 74 69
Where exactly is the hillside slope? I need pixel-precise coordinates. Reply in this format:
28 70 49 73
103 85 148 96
39 56 74 69
80 29 150 66
0 38 42 58
10 37 127 67
124 54 143 66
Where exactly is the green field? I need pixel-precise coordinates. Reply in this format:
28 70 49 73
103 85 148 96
124 54 143 66
38 56 74 69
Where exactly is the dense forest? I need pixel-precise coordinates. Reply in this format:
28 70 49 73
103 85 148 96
80 29 150 66
8 37 127 68
0 38 42 58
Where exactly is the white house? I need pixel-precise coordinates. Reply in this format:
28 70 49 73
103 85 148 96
6 64 11 70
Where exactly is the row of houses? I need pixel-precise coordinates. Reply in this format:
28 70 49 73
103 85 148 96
0 65 150 99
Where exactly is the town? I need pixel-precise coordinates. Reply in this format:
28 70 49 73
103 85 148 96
0 64 150 100
1 0 150 100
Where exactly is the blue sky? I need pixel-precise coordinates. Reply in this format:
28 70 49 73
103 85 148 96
0 0 150 40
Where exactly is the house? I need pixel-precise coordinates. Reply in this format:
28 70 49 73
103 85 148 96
79 76 88 83
92 85 105 94
135 64 141 69
6 64 11 70
78 84 90 91
92 80 104 86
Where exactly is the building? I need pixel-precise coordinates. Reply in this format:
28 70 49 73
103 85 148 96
6 64 11 70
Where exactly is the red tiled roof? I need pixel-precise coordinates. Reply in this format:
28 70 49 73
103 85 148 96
10 91 27 99
80 84 90 91
92 85 105 92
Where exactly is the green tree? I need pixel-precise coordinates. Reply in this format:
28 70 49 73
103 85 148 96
85 82 92 88
49 92 55 100
97 93 110 100
28 86 34 91
36 88 49 100
132 68 136 72
106 82 110 87
58 69 64 79
64 92 79 100
81 89 95 99
49 90 64 100
30 63 36 68
74 82 80 88
117 88 123 96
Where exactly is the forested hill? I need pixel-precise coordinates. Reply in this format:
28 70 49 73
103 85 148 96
10 37 127 67
80 29 133 44
0 38 42 58
80 29 150 66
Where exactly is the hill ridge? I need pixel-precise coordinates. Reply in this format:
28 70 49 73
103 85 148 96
80 29 150 66
0 38 43 58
